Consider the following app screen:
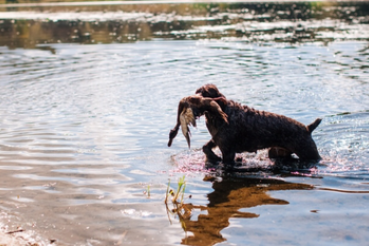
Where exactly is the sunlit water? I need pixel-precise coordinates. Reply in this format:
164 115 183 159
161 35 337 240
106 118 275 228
1 1 369 245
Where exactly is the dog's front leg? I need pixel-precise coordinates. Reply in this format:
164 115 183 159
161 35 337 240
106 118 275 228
203 139 222 163
220 147 236 168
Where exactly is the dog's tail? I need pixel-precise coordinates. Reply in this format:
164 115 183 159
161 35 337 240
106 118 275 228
307 118 322 133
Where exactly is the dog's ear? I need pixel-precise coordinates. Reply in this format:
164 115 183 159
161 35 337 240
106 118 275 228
213 97 227 108
187 97 228 124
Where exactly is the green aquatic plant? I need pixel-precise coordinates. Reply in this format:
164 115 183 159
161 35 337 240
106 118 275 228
173 175 186 204
164 175 187 205
164 175 189 238
143 184 151 198
165 179 171 204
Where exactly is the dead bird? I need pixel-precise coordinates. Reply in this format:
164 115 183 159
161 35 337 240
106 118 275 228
179 107 196 147
168 95 228 148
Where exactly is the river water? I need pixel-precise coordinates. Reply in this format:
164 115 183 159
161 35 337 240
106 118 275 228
0 1 369 245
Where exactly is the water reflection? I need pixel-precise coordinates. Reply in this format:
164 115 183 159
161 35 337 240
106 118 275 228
170 175 312 246
0 1 369 48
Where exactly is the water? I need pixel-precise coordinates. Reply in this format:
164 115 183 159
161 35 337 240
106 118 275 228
0 1 369 245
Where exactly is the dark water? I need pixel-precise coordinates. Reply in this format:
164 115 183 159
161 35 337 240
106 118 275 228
0 1 369 245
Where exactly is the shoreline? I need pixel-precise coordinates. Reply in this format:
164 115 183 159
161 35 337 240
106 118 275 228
0 228 44 246
0 211 49 246
1 0 369 8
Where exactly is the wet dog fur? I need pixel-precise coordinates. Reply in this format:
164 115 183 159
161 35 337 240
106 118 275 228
193 84 322 166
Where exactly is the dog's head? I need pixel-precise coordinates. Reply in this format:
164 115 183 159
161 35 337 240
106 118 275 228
194 84 227 117
195 84 225 99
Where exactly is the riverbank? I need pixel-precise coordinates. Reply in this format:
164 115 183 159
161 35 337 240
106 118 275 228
0 211 50 246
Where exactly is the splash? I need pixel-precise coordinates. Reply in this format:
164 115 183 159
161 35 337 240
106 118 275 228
170 149 210 174
318 152 369 175
169 149 276 175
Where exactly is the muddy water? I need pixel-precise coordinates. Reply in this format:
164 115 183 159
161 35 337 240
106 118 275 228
1 1 369 245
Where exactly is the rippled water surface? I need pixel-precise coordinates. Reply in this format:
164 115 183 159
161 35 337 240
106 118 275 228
1 1 369 245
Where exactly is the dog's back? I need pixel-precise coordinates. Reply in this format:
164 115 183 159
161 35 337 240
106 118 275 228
195 84 321 163
211 100 321 160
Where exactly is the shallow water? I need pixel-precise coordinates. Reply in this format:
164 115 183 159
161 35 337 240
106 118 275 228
1 1 369 245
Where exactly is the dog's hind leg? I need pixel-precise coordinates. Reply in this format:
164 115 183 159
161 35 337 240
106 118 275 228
203 140 222 163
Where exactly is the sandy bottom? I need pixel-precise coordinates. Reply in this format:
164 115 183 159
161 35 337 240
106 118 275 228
0 211 49 246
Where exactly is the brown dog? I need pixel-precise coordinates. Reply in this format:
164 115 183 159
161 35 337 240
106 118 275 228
169 84 322 167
